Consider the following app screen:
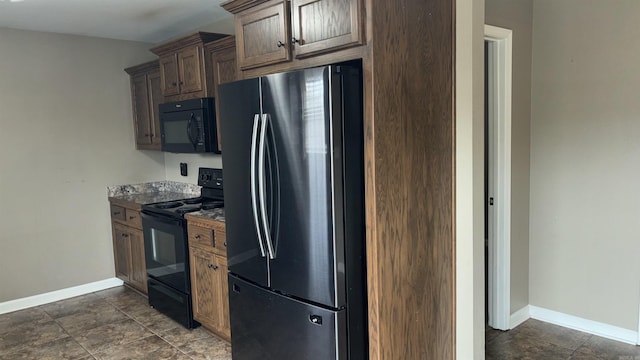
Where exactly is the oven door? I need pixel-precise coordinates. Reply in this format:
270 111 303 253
141 212 190 294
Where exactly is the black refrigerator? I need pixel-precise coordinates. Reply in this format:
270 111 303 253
218 63 367 360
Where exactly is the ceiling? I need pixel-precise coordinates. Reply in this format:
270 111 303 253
0 0 232 44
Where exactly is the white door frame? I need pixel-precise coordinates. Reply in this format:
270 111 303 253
484 24 513 331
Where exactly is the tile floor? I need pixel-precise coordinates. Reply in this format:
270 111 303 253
486 319 640 359
0 286 231 360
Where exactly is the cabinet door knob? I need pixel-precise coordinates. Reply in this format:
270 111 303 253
171 82 177 86
277 40 285 48
208 264 219 270
291 37 301 45
129 216 136 220
224 242 227 247
122 233 129 238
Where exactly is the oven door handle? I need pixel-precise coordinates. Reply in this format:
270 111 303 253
141 211 183 227
250 113 267 258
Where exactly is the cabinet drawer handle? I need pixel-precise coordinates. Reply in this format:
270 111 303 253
129 216 136 220
113 211 121 215
208 264 219 270
276 40 285 48
171 82 177 86
194 234 202 239
122 233 129 238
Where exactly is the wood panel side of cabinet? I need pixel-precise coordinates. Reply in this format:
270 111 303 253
364 0 455 358
291 0 364 58
236 0 291 69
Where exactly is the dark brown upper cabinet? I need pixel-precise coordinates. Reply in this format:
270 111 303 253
223 0 364 71
125 61 162 150
204 36 238 152
151 32 229 101
291 0 363 58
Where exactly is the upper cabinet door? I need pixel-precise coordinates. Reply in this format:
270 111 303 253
178 46 204 94
236 1 291 70
159 55 180 96
291 0 364 58
131 73 151 146
147 69 163 147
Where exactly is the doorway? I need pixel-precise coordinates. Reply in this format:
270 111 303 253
484 25 513 331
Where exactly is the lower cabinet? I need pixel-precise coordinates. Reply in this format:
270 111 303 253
186 216 230 341
110 203 148 294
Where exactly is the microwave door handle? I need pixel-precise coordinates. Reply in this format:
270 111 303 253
187 113 197 148
250 113 267 258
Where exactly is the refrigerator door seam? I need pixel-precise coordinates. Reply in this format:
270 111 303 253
250 113 267 258
258 113 276 259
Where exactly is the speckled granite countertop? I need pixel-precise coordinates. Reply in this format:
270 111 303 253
107 181 201 208
186 208 225 222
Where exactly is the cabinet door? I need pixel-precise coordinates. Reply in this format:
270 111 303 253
112 224 131 283
236 1 291 69
159 55 180 96
190 247 217 329
211 46 237 152
129 229 148 294
291 0 364 58
131 74 152 146
178 46 204 94
147 69 163 148
214 254 231 340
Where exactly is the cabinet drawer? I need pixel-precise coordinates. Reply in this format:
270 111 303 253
110 205 126 222
188 223 215 249
125 209 142 230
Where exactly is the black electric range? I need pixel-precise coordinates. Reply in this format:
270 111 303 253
140 167 223 329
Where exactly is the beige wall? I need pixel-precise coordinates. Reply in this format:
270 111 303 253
530 0 640 331
0 28 166 302
485 0 533 315
456 0 485 357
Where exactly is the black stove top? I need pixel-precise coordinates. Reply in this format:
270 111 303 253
142 168 224 218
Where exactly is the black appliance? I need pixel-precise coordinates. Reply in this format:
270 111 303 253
141 167 224 329
159 98 220 153
218 63 367 359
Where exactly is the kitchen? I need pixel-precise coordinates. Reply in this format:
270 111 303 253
0 0 458 359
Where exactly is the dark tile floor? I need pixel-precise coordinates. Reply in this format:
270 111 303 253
0 286 231 360
486 319 640 360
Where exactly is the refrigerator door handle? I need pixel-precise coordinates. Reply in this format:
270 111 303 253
258 113 276 259
250 113 267 258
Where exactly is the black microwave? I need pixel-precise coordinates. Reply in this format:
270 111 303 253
159 98 220 153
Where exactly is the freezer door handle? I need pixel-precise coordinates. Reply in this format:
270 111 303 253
250 113 267 258
258 113 276 259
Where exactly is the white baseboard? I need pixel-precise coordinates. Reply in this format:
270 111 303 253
0 278 124 315
510 305 530 329
530 305 638 345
